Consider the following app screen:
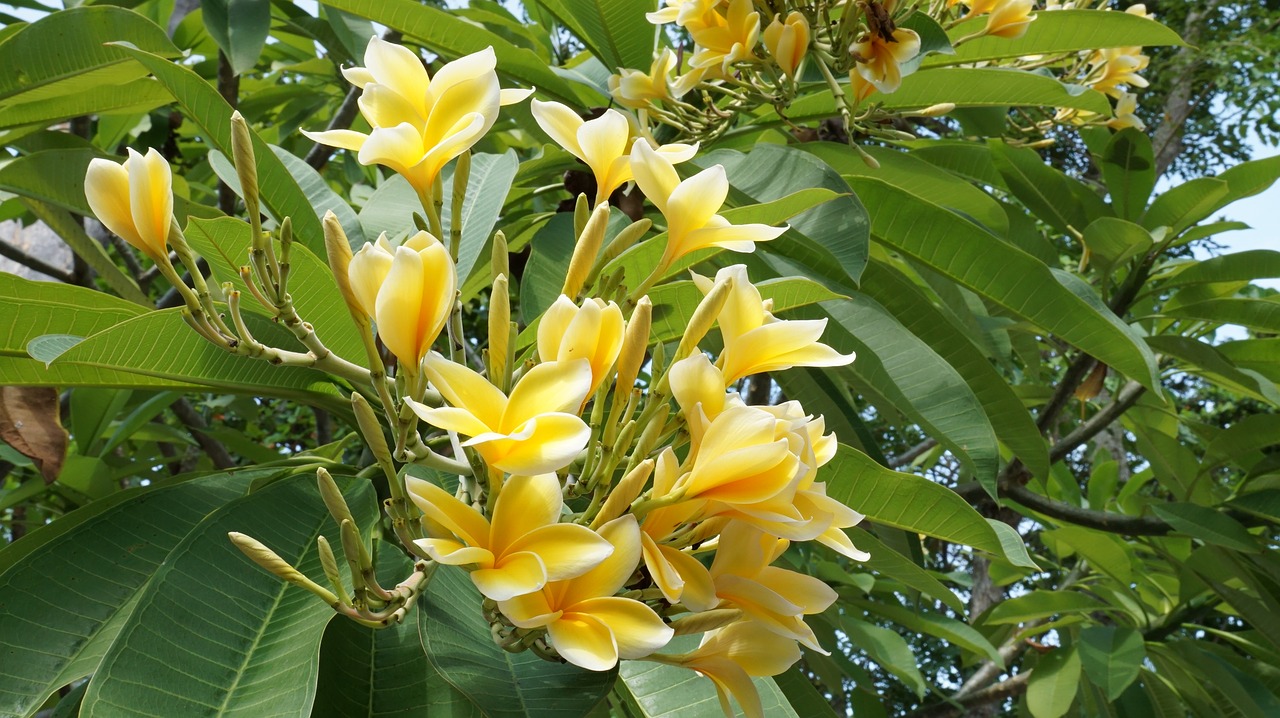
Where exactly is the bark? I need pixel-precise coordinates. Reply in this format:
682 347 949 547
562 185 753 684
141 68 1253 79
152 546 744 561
1152 0 1226 177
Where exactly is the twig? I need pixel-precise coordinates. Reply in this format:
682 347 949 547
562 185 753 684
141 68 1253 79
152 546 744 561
169 398 236 469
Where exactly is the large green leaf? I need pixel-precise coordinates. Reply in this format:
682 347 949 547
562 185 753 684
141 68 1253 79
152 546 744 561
0 356 200 390
1077 627 1145 701
81 474 377 717
0 468 271 718
313 546 481 718
859 259 1050 481
861 601 1002 665
839 617 927 697
112 46 326 256
420 565 616 718
1095 129 1156 222
1162 250 1280 288
1151 503 1260 553
1082 217 1154 276
929 9 1184 66
984 591 1107 625
1145 335 1280 407
0 78 171 130
0 273 143 357
826 445 1007 556
318 0 582 104
203 0 272 75
847 177 1161 391
991 141 1105 236
530 0 654 73
21 199 150 306
616 635 799 717
448 150 519 284
270 146 367 247
53 309 348 413
1142 178 1230 235
773 68 1112 121
183 216 365 362
1166 298 1280 334
699 145 870 286
845 527 965 613
0 6 178 104
0 149 103 215
1027 645 1081 718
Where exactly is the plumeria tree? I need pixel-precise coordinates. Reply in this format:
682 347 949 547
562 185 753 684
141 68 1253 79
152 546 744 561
0 2 1278 717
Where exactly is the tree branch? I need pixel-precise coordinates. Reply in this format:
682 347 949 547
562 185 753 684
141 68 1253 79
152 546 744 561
0 239 74 283
169 398 236 470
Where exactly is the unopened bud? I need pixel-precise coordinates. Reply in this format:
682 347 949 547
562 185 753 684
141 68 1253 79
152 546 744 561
592 459 654 529
229 532 339 605
562 202 611 298
351 393 395 473
595 219 652 279
674 276 733 362
670 608 744 635
573 192 590 238
340 518 372 574
316 535 352 606
917 103 955 117
230 111 259 215
323 212 362 320
613 296 651 408
316 468 356 527
489 274 511 389
491 230 509 283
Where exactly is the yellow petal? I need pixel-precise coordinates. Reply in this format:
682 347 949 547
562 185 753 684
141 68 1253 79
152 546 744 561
679 220 786 257
474 550 548 601
666 164 727 242
503 360 593 427
364 36 430 117
488 473 564 555
816 526 871 562
630 140 681 215
536 295 579 364
374 246 428 367
641 532 685 604
300 128 369 153
422 352 507 431
571 597 673 659
347 240 395 318
658 541 718 612
405 476 492 547
758 566 837 614
546 613 619 671
479 412 591 475
414 539 494 568
358 123 426 177
411 242 456 357
416 111 488 190
578 110 630 193
697 620 801 676
405 404 491 440
561 515 643 606
358 83 423 128
531 99 585 159
341 65 375 89
507 523 616 582
85 158 144 252
500 87 535 105
497 590 562 628
710 265 765 341
670 353 726 422
685 442 795 505
692 656 764 718
126 148 172 258
422 49 500 149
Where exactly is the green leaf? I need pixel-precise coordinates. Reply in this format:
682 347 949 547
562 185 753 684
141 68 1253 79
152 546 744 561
26 334 86 366
183 216 364 362
1165 298 1280 334
203 0 271 75
53 309 348 413
862 601 1003 665
700 145 869 285
0 149 103 215
313 545 481 718
859 259 1050 481
929 9 1184 67
838 617 927 697
826 445 1006 556
112 45 326 256
21 199 150 306
847 177 1161 391
1027 645 1081 718
1162 250 1280 288
81 474 377 718
1145 335 1280 407
1151 503 1260 553
984 591 1106 625
1142 178 1230 234
774 68 1112 121
0 469 265 718
530 0 654 73
990 141 1097 236
1042 525 1133 584
1082 217 1154 275
1096 129 1156 222
616 635 799 717
0 273 144 357
798 143 1008 235
0 78 171 130
986 519 1040 570
270 146 367 247
421 565 615 718
0 6 178 104
1078 627 1145 701
319 0 582 104
845 527 965 613
906 140 1005 188
448 150 519 284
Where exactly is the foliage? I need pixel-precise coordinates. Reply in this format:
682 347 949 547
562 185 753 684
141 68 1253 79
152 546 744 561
0 2 1277 718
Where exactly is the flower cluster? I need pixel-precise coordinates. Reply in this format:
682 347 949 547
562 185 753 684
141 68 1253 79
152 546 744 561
84 37 866 718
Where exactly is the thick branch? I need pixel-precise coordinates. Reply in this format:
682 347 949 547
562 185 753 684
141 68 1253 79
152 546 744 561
1151 0 1225 177
169 397 236 470
909 670 1032 718
0 240 74 283
890 438 938 468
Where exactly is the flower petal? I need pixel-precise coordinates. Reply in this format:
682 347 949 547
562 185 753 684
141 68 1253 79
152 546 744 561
358 123 426 176
498 590 561 628
483 413 591 475
531 99 585 159
503 359 594 426
414 539 493 568
364 36 430 116
630 140 682 215
422 352 507 431
547 613 619 671
560 515 643 607
577 110 630 187
507 523 616 582
489 472 564 555
474 550 548 601
666 165 727 242
571 596 673 659
404 475 490 549
300 128 369 152
85 158 143 251
758 566 837 614
126 148 172 258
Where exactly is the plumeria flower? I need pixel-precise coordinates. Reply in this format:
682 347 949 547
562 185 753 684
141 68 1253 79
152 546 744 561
408 354 593 474
347 231 455 371
84 148 173 259
537 295 626 394
405 473 613 601
1087 47 1150 99
530 101 697 205
498 515 675 671
687 0 761 74
639 448 718 610
849 28 921 94
692 265 854 384
1108 92 1146 131
303 38 532 194
609 48 682 110
705 521 837 651
630 142 786 273
659 620 802 718
984 0 1036 39
674 404 804 513
763 12 810 78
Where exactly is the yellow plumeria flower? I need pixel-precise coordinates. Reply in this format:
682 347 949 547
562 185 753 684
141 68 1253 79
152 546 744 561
84 148 173 259
1108 92 1146 131
674 404 803 510
1087 47 1150 99
529 101 697 205
763 12 810 78
498 515 675 671
405 473 614 601
706 521 836 652
408 353 593 474
849 28 921 94
688 0 761 74
647 0 722 31
346 231 455 372
640 448 718 611
537 295 626 394
303 38 532 194
693 265 854 384
984 0 1036 39
609 48 681 110
670 352 729 447
630 142 786 272
660 620 802 718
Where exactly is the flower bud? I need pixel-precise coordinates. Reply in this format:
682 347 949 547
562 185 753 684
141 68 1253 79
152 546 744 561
229 532 340 606
316 467 356 527
591 459 654 529
489 274 511 388
322 212 361 318
230 111 260 216
84 147 173 259
613 296 652 406
764 12 810 77
562 202 611 299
